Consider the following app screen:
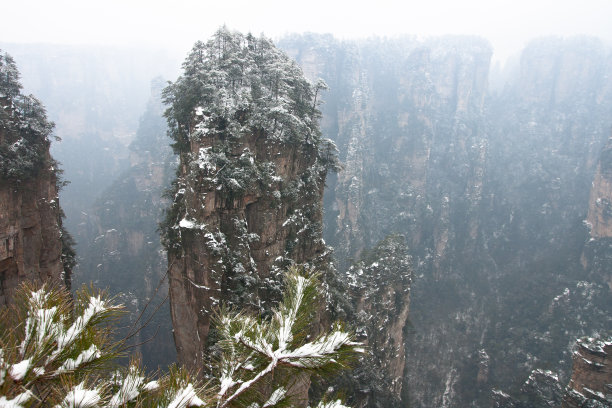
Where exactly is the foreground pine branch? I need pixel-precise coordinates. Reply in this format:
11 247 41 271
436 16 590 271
0 267 361 407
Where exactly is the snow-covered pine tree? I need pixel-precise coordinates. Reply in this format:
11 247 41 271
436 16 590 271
0 50 56 182
0 267 361 407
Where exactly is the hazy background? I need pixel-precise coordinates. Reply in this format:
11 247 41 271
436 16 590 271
3 0 612 63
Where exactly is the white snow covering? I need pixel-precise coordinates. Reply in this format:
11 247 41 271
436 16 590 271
167 383 205 408
218 373 237 397
196 147 215 172
58 344 101 373
107 367 145 407
276 276 305 352
583 387 605 400
143 380 159 391
0 390 33 408
312 400 350 408
59 382 101 408
262 387 286 407
179 219 196 229
187 278 210 290
178 218 206 230
9 358 31 381
284 331 356 366
56 296 109 353
21 290 56 355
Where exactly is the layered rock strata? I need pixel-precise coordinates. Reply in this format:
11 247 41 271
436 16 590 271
562 336 612 407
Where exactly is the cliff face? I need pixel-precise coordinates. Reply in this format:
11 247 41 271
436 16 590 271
342 235 412 407
562 336 612 407
162 30 335 371
72 79 176 369
586 139 612 240
0 51 72 305
281 35 612 407
0 155 66 305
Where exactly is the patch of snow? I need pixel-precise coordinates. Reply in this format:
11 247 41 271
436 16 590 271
60 382 101 408
262 387 286 407
178 218 206 230
107 367 145 407
0 390 33 408
9 359 30 381
167 383 205 408
143 380 159 391
58 344 101 373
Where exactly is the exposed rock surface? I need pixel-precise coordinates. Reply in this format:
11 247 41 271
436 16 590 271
0 50 72 305
162 29 336 372
586 139 612 239
340 235 412 407
563 336 612 407
0 155 67 305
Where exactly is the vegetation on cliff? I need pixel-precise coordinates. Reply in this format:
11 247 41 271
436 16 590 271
161 27 339 257
0 51 56 182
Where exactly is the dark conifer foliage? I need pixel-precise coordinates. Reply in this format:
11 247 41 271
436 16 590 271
0 51 56 182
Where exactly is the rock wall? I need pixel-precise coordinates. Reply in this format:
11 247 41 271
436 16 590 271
562 337 612 407
586 140 612 239
281 34 492 406
0 156 66 305
342 235 412 407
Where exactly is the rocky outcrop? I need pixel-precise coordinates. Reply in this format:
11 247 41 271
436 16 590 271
0 156 67 305
582 136 612 296
586 138 612 239
0 51 72 305
162 29 336 371
563 336 612 407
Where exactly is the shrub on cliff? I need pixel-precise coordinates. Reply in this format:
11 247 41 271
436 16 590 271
0 268 361 407
0 50 57 182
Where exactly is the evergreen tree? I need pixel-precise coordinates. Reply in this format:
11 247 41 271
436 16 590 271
0 50 56 182
0 267 361 407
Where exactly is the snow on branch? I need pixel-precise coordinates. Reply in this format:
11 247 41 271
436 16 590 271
0 263 360 407
215 266 364 407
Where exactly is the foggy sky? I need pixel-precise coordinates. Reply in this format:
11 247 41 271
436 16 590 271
3 0 612 62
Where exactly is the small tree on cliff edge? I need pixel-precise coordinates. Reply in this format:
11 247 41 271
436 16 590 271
0 267 362 407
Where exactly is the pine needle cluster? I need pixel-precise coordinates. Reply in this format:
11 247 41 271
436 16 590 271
0 268 360 407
